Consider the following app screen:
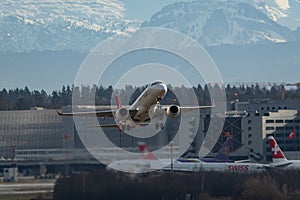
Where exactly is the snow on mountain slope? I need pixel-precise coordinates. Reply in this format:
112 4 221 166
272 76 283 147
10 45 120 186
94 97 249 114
250 0 300 30
0 0 138 52
142 1 295 46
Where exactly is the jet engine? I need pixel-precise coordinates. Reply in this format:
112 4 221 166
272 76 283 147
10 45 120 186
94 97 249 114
166 105 180 118
115 108 129 121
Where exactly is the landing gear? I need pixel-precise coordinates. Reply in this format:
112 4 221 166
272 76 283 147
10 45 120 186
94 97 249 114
155 122 164 130
160 123 164 129
119 124 131 132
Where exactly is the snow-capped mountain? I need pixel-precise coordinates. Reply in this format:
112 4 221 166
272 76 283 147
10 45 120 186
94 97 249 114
142 1 296 46
0 0 298 52
0 0 139 52
250 0 300 30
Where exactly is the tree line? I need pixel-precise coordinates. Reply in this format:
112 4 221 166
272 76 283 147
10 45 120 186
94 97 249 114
53 169 300 200
0 83 300 110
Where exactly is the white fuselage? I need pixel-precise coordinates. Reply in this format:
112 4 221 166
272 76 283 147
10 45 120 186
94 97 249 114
270 160 300 169
130 81 167 122
107 159 267 173
168 160 266 173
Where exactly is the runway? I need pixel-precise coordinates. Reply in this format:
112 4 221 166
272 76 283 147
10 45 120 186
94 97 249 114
0 177 55 199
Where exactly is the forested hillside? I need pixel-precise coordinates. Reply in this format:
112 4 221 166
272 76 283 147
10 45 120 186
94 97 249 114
0 84 299 110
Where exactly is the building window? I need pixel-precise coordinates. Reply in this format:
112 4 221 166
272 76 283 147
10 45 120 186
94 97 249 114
275 120 284 123
286 140 294 144
285 120 293 123
276 127 284 130
266 120 274 123
266 127 274 130
276 133 284 137
277 140 284 145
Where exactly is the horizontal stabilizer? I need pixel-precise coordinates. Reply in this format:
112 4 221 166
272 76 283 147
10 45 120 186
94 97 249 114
88 124 119 128
271 162 293 168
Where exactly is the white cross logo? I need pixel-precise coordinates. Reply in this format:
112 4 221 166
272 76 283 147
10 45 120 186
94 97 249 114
272 144 280 155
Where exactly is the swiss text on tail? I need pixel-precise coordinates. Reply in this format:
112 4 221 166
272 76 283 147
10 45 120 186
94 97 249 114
268 136 287 163
138 142 158 160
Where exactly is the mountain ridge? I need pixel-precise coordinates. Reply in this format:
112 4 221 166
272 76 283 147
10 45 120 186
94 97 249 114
0 0 299 53
142 1 297 46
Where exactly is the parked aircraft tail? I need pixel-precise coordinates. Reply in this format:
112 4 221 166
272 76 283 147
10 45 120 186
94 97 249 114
268 136 288 163
138 142 158 160
201 136 234 163
116 96 122 109
215 136 234 160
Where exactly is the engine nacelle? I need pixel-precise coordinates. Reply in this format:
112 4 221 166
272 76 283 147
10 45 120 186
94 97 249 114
166 105 180 118
115 108 129 121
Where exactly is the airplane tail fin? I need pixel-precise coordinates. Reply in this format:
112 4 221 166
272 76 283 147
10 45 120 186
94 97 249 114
116 96 122 109
214 136 233 161
268 136 288 163
138 142 158 160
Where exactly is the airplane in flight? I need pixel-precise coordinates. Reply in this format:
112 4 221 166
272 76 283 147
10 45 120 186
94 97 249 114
268 136 300 169
57 80 214 131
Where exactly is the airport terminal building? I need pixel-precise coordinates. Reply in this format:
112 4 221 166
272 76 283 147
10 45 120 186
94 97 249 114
0 108 63 158
0 100 300 168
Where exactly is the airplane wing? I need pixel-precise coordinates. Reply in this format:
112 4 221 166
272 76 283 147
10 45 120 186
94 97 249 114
57 109 115 117
180 105 215 112
180 99 215 111
56 109 138 118
161 100 215 113
160 105 215 111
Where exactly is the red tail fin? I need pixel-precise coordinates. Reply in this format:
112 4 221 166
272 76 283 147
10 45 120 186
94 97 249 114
138 142 158 160
116 96 122 109
268 136 287 162
288 128 297 139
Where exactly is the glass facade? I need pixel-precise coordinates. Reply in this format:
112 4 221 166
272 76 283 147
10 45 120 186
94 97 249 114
0 109 63 158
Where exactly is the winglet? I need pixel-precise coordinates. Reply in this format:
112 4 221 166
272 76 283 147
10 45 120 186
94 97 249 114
116 96 122 109
138 142 158 160
56 109 63 116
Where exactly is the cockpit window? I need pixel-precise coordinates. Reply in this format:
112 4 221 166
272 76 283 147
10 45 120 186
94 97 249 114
150 81 163 86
